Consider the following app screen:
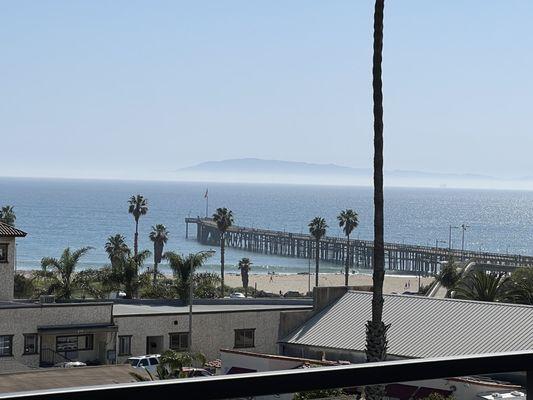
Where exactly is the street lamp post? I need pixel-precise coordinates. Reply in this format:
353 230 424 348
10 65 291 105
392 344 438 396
461 224 470 261
448 225 459 250
307 239 312 294
189 250 215 352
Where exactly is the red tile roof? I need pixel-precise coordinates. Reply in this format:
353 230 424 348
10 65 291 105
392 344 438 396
0 222 27 237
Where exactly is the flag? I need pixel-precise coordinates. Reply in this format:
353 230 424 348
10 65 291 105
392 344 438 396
204 189 208 198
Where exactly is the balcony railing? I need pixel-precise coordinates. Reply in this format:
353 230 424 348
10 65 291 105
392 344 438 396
1 351 532 399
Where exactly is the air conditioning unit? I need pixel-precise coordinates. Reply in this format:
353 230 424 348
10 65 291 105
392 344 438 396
39 295 55 304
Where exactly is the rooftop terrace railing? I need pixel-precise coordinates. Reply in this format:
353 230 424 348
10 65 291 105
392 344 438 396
1 351 532 400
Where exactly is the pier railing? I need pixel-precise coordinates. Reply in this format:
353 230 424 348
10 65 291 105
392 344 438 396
185 217 533 274
2 351 532 399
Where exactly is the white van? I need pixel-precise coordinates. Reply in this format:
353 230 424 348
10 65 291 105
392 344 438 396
126 354 161 374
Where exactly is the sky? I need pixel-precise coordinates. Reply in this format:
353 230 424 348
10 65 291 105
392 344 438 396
1 1 532 181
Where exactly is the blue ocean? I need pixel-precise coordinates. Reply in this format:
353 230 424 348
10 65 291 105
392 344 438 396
2 177 533 274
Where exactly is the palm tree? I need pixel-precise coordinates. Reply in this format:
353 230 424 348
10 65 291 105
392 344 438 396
105 234 131 272
159 350 206 378
238 258 252 297
213 207 234 297
149 224 169 285
505 267 533 305
454 271 510 302
436 257 461 291
40 247 93 300
165 251 212 302
365 2 388 399
122 249 151 299
0 205 16 226
337 209 359 286
128 194 148 258
308 217 328 288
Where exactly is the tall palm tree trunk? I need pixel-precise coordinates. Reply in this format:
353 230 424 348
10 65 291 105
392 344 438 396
345 234 350 286
153 262 158 285
315 239 320 287
65 277 71 300
134 220 139 258
365 1 388 399
220 233 225 297
125 281 133 300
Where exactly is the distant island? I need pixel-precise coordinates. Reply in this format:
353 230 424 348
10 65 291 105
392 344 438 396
175 158 511 189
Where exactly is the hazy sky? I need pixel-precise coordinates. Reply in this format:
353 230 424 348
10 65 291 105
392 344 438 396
1 1 532 180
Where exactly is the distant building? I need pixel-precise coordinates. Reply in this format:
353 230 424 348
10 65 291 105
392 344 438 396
0 221 27 301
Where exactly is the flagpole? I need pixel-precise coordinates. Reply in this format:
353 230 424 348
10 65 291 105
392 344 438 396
205 189 208 218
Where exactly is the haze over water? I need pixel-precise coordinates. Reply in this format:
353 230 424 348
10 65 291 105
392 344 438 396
2 177 533 274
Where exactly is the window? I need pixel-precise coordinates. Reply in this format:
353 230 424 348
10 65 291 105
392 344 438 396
56 334 93 352
127 358 139 367
148 357 159 366
169 332 189 351
0 244 7 263
23 334 38 355
139 358 149 367
234 329 255 348
0 336 13 357
118 335 132 356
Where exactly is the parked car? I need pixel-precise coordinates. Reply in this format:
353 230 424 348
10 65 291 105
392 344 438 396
284 291 302 298
182 367 214 378
54 361 87 368
229 292 245 299
126 354 161 374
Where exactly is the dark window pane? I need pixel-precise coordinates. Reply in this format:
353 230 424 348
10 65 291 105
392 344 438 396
0 244 8 263
169 332 189 351
24 334 38 354
234 329 255 348
119 336 131 356
0 336 13 356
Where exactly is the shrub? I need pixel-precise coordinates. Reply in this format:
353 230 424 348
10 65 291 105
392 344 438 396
14 273 35 298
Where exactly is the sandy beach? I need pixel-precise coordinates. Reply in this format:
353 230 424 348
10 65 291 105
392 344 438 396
225 273 434 295
17 269 433 296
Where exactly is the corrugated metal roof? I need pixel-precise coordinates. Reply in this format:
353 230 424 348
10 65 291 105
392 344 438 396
0 222 27 237
280 291 533 358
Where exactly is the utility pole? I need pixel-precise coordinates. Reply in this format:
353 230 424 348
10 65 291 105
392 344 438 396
189 250 215 352
461 224 470 261
308 247 311 295
449 225 459 250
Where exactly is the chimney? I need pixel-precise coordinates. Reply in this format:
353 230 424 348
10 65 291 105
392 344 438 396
313 286 359 314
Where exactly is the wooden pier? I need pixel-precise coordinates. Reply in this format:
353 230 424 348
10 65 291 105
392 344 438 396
185 217 533 274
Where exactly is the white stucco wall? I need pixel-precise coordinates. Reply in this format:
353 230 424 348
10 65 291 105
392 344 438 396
114 309 285 362
0 302 298 373
0 303 113 371
0 237 15 301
